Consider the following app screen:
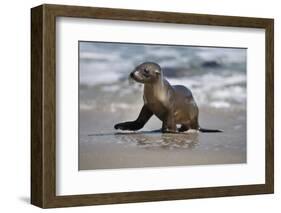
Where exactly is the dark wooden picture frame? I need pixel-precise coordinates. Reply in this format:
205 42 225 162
31 4 274 208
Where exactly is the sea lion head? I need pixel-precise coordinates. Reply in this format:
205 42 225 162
130 62 162 84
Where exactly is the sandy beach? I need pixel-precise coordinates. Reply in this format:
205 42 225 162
79 106 246 170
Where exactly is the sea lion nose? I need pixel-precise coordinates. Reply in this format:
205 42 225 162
130 72 135 78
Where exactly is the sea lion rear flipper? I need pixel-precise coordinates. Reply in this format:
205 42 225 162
199 127 223 133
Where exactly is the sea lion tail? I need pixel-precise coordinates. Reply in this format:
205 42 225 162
199 127 223 133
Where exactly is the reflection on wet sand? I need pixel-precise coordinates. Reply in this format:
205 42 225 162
88 131 199 150
118 132 199 150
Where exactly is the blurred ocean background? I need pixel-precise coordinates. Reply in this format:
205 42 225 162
79 42 246 112
79 41 247 170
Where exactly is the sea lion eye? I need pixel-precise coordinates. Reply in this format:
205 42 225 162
143 68 149 74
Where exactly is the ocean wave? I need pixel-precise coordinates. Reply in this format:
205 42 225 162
80 101 132 112
196 47 246 64
79 42 246 110
79 42 246 86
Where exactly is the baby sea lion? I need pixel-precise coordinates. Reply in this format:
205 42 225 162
114 62 222 133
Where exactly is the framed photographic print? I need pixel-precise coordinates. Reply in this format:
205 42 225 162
31 4 274 208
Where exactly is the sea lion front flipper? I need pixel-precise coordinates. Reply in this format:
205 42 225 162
114 105 153 131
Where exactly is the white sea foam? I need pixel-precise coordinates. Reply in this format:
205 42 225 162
80 52 121 61
80 101 132 112
109 103 131 112
80 68 121 85
210 101 231 108
168 72 246 108
100 85 121 92
80 103 95 111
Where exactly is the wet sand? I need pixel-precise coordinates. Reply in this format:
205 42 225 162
79 107 246 170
